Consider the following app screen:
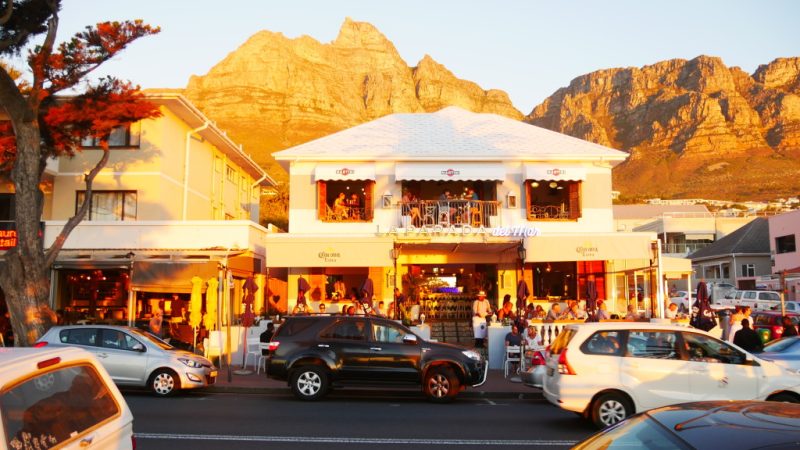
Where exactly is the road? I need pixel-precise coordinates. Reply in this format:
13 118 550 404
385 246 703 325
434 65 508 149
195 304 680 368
125 389 597 449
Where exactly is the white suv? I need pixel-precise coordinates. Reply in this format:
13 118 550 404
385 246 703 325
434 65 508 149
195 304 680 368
542 322 800 428
0 347 134 449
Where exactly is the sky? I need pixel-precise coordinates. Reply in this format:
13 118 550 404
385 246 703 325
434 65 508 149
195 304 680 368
46 0 800 112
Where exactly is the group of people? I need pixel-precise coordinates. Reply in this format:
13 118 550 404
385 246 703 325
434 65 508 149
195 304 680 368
332 192 362 219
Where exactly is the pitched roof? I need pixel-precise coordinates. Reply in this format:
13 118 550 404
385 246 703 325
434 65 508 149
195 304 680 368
272 107 628 163
613 204 710 220
689 217 770 259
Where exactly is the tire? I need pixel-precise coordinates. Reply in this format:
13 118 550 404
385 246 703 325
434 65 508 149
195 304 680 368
769 392 800 403
290 366 328 401
591 392 632 429
424 366 460 403
150 369 179 397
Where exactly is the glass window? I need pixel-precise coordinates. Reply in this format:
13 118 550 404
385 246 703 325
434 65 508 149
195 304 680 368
2 364 119 449
758 292 780 301
742 264 755 277
682 332 747 365
318 180 375 222
744 291 757 300
320 319 367 341
80 122 140 148
626 331 679 359
100 329 140 351
526 180 582 221
776 235 796 254
226 165 236 182
76 191 137 221
59 328 98 346
581 330 623 356
372 322 408 344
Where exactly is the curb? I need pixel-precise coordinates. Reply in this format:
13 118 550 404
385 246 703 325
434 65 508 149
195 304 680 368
201 385 544 400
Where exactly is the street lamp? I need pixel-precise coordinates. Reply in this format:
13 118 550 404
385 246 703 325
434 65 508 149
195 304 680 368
391 246 400 320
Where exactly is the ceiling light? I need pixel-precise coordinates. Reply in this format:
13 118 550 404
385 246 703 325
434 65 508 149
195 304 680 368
549 182 558 189
531 181 539 188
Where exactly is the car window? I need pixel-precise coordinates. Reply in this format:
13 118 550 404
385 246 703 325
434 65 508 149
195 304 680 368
549 328 577 355
1 364 119 449
627 331 679 360
371 322 407 344
320 319 367 341
763 337 800 353
759 292 780 301
101 329 140 351
744 292 757 299
272 319 315 338
683 332 747 364
581 331 623 356
59 328 98 347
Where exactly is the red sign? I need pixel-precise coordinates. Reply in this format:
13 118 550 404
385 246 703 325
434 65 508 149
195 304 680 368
0 229 16 250
441 169 460 177
548 168 563 177
336 168 354 176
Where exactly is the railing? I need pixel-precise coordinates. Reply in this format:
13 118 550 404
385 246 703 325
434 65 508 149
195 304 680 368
399 200 499 228
527 205 573 220
662 242 711 255
324 205 367 222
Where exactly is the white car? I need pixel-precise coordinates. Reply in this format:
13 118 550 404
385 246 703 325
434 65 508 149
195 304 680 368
542 322 800 428
668 291 691 310
771 301 800 313
0 346 134 450
37 325 217 396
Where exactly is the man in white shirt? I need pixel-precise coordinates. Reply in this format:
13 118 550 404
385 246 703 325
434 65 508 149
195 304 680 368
472 291 491 347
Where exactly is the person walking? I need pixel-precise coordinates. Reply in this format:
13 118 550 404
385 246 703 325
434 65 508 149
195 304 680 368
733 319 763 353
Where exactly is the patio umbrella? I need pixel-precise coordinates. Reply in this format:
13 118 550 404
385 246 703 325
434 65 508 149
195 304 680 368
585 277 598 322
359 278 374 314
297 277 310 305
516 279 530 313
240 279 256 368
690 281 716 331
204 277 218 331
189 276 203 351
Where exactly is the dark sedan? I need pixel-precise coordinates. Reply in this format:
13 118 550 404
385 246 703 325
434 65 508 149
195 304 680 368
573 401 800 450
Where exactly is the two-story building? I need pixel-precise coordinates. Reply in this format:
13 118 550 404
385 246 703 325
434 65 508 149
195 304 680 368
17 92 277 330
267 107 683 319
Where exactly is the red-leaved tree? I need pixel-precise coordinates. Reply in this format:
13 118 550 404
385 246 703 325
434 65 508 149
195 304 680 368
0 0 161 345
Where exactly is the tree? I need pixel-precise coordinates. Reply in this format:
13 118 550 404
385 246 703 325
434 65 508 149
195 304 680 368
0 0 160 345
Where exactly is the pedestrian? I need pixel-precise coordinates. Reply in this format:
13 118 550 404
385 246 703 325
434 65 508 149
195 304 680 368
596 302 611 321
472 290 491 347
782 316 799 337
733 319 763 353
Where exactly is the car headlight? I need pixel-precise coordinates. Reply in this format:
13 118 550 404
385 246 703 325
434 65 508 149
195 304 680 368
462 350 482 361
178 358 203 368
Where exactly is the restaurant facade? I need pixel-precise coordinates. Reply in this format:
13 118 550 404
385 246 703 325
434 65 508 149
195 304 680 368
268 107 685 319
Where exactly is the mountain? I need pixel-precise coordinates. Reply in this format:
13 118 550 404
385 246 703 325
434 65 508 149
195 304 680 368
526 56 800 201
184 18 522 181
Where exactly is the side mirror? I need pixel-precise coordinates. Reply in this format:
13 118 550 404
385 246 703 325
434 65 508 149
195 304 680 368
402 334 418 345
132 343 145 352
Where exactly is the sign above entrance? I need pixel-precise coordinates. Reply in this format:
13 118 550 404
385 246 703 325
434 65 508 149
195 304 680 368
395 162 505 181
383 224 542 237
524 164 587 181
315 163 376 181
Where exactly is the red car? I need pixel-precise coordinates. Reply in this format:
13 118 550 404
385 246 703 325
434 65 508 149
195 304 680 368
750 311 800 343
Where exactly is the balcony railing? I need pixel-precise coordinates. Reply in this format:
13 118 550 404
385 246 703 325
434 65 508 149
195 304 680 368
399 200 499 228
662 242 712 255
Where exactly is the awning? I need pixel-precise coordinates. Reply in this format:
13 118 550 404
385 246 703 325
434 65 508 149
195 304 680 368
315 163 375 181
523 233 653 262
131 261 218 294
266 236 395 267
662 256 692 275
395 163 505 181
524 164 587 181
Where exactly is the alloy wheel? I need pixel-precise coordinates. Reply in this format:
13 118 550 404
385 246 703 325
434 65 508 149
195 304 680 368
428 372 450 398
297 371 322 396
598 399 626 426
153 372 175 395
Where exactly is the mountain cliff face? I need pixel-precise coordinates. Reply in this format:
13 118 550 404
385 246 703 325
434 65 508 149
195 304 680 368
184 18 522 180
526 56 800 200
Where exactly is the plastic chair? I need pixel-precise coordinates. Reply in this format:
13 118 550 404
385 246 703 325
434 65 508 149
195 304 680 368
256 343 269 374
504 345 521 377
243 340 262 370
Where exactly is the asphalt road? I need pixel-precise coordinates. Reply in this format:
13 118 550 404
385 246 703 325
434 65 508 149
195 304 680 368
125 389 597 449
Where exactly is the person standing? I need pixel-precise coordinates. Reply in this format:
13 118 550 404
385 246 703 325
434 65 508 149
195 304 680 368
259 322 275 356
472 291 491 348
782 316 799 337
149 304 164 338
733 319 763 353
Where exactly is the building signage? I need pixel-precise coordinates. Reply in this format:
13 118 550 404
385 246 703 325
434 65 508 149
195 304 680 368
383 224 541 237
318 248 342 263
575 242 599 258
335 168 354 176
441 168 460 177
0 221 18 250
548 168 565 177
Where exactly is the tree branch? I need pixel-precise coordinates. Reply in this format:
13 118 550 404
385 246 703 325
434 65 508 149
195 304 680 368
0 64 31 123
28 4 59 110
0 0 13 26
44 143 108 267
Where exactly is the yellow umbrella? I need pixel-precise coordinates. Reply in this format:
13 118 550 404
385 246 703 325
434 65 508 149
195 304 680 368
189 276 203 328
204 277 218 331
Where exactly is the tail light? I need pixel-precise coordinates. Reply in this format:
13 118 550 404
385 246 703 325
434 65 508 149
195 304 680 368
531 352 545 366
772 326 783 339
267 341 280 352
132 435 136 450
558 348 576 375
33 341 48 348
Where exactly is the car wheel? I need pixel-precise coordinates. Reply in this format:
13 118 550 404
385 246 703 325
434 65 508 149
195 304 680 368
591 392 632 428
150 369 179 396
424 366 460 403
290 366 328 401
769 392 800 403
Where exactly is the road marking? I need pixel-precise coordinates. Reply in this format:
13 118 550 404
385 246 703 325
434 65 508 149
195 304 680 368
135 433 577 446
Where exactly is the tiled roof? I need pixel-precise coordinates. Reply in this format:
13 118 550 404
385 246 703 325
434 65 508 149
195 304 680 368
272 107 628 162
689 217 770 259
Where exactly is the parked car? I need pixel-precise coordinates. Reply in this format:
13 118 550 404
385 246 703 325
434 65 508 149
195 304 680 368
573 401 800 450
725 290 782 310
771 300 800 313
669 291 691 310
0 346 135 450
265 315 487 402
750 311 800 343
542 322 800 428
759 336 800 373
520 349 546 389
36 325 217 396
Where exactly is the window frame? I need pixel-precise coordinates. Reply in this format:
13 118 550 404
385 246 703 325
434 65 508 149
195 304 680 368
742 264 756 277
776 234 797 254
525 180 582 221
75 190 137 221
80 123 141 149
317 180 375 222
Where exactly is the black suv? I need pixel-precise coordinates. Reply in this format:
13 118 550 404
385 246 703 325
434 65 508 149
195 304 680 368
265 315 487 402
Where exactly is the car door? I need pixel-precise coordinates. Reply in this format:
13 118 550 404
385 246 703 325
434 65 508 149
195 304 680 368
367 319 421 382
318 318 373 380
619 330 691 411
97 329 148 385
681 331 760 401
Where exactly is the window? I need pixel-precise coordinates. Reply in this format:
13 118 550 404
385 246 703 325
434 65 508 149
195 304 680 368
60 328 98 346
581 330 623 356
320 319 367 341
80 122 141 148
318 180 375 222
0 193 14 220
226 165 236 182
776 235 796 254
525 180 581 221
626 331 679 359
76 191 137 221
742 264 755 277
682 332 746 365
100 329 140 351
372 322 408 344
214 156 223 173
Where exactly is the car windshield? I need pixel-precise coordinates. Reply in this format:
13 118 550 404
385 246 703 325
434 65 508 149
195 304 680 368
129 327 173 350
763 337 800 353
573 413 692 450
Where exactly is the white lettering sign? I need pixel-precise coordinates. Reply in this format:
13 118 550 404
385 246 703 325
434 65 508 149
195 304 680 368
382 225 541 237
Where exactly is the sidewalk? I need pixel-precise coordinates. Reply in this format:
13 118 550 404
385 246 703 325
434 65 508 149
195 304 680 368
203 366 542 399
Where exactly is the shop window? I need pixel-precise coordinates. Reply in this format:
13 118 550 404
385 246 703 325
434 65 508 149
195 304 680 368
80 122 141 148
776 235 796 254
318 180 374 222
525 180 581 221
76 191 137 221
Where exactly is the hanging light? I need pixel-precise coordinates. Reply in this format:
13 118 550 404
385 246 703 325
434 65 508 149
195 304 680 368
545 263 552 273
531 181 539 188
549 182 558 189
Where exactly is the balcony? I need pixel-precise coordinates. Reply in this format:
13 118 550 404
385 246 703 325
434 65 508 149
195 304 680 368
398 200 500 228
662 242 712 256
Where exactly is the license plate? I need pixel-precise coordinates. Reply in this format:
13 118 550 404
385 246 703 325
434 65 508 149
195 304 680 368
547 367 554 377
210 370 218 378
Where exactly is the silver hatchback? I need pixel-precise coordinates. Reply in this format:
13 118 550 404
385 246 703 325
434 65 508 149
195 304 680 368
37 325 217 396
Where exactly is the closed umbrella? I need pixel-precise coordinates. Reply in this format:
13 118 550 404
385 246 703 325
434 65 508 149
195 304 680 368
240 278 256 368
691 281 716 331
189 276 203 351
359 278 374 314
585 277 598 322
204 277 218 331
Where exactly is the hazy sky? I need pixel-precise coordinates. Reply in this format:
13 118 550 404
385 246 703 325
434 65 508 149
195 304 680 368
52 0 800 112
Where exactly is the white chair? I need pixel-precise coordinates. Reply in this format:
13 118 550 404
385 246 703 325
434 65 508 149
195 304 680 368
504 345 521 378
256 343 269 374
243 340 262 370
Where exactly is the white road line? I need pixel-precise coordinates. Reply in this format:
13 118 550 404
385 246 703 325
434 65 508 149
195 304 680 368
135 433 577 446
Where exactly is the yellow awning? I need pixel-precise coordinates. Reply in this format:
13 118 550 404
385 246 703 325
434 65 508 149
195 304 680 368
266 236 395 267
524 233 654 262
